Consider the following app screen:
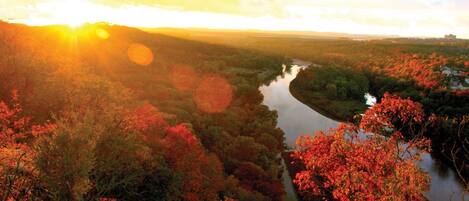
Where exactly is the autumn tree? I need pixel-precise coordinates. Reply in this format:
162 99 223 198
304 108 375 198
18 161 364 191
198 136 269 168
163 124 224 201
293 92 433 200
293 124 430 201
97 103 223 201
359 92 425 138
0 91 55 200
34 98 224 201
385 53 447 89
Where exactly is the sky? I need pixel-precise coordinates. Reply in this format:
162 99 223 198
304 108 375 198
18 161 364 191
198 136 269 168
1 0 468 38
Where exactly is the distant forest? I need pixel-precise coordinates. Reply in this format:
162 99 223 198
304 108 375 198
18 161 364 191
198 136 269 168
158 28 469 189
0 21 468 201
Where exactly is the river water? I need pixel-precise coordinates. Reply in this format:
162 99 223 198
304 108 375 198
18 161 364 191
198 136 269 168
259 59 468 201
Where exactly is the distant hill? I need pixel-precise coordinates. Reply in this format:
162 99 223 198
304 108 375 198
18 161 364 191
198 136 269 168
0 20 290 200
143 27 399 40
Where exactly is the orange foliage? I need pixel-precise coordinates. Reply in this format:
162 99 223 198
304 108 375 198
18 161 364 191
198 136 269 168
385 54 446 89
124 104 224 201
293 124 430 201
0 91 56 200
360 93 424 136
293 91 433 200
163 124 224 201
123 103 168 134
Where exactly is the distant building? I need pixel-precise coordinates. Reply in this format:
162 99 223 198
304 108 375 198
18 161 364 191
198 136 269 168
441 66 469 90
444 34 457 40
441 66 460 76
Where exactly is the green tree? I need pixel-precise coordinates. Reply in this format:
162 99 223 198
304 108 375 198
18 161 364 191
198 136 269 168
35 114 96 200
325 83 337 99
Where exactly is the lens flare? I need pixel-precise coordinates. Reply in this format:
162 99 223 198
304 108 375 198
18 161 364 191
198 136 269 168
127 43 154 66
95 28 109 39
194 75 233 113
170 64 198 91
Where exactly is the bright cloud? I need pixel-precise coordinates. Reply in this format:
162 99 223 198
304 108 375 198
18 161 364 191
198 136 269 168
0 0 468 38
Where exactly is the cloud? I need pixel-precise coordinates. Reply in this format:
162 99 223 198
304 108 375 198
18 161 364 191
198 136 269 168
90 0 289 17
282 0 469 37
1 0 468 38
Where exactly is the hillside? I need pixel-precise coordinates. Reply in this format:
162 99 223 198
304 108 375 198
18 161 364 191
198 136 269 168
0 21 289 201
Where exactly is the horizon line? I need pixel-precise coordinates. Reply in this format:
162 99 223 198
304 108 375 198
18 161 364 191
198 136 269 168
3 19 468 40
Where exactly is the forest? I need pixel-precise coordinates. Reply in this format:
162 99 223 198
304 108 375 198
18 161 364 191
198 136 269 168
0 20 468 201
289 65 369 121
155 28 469 199
0 21 291 200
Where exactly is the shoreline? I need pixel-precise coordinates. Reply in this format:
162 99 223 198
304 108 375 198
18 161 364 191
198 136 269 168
289 78 366 122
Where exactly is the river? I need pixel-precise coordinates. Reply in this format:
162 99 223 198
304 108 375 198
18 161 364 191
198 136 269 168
259 59 468 201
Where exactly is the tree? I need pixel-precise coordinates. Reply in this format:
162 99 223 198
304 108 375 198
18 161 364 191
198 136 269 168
292 91 434 200
35 114 96 201
293 124 430 201
92 123 176 201
0 91 55 201
385 53 446 90
325 83 337 99
233 162 284 201
163 124 224 201
227 136 263 163
428 115 469 189
359 93 425 137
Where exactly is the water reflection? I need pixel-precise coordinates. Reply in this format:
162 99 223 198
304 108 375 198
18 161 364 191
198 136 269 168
260 61 338 147
260 59 468 201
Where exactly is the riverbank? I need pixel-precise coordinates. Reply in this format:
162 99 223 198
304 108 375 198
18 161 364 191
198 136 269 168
260 59 468 201
282 152 304 201
282 151 327 201
289 77 366 122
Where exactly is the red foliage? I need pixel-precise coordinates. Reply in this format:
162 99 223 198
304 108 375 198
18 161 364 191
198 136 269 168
164 124 201 160
124 103 223 201
0 91 56 200
0 91 56 149
123 103 168 134
294 91 433 200
163 124 223 201
98 198 117 201
360 93 424 136
452 89 469 96
385 54 446 89
293 124 430 201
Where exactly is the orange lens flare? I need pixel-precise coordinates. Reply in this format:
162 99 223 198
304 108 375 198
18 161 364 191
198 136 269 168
194 75 233 113
127 43 154 66
96 28 109 39
170 64 198 91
